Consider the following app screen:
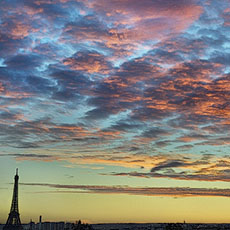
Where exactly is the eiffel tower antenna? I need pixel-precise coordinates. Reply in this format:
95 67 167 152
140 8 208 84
3 169 23 230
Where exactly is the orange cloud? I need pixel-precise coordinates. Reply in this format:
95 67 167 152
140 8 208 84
0 83 4 93
1 91 34 99
63 51 111 74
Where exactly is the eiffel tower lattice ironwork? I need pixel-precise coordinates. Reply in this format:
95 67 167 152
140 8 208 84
4 169 23 230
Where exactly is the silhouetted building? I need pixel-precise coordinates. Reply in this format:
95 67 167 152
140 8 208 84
3 169 23 230
38 216 42 230
29 220 35 230
71 221 93 230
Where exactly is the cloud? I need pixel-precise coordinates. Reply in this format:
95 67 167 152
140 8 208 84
110 171 230 183
102 154 230 182
20 182 230 198
2 153 57 161
61 0 203 59
0 32 31 57
50 69 93 101
87 0 203 43
109 120 142 132
1 0 230 183
151 160 188 172
4 54 43 69
63 51 112 74
110 167 230 183
141 127 171 139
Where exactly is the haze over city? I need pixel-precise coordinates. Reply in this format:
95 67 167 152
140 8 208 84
1 0 230 225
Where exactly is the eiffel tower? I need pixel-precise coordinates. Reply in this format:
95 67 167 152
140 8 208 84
4 169 23 230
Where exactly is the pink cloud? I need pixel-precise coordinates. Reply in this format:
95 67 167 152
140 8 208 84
87 0 203 43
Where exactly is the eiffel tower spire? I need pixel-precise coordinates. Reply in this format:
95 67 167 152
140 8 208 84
4 169 23 230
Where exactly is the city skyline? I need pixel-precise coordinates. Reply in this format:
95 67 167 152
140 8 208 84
1 0 230 224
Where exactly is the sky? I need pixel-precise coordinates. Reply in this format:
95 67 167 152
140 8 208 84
1 0 230 224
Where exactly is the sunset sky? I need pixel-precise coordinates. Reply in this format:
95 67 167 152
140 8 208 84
1 0 230 224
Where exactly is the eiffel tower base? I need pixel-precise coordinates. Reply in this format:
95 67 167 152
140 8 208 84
3 211 23 230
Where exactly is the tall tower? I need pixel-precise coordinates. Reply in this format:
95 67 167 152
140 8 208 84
4 169 23 230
